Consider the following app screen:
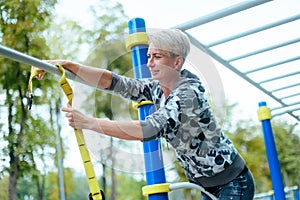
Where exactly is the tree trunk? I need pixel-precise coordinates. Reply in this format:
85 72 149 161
7 90 19 200
8 75 27 200
102 164 106 194
110 138 117 200
8 150 18 200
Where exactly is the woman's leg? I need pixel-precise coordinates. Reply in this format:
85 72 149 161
201 168 255 200
218 168 255 200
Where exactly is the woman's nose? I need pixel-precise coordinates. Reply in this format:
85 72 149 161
147 57 154 68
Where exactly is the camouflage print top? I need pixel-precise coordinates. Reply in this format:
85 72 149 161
108 69 245 187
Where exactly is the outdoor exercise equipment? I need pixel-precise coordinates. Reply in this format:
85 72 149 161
258 101 286 200
2 16 296 199
28 65 105 200
56 65 105 200
126 17 168 200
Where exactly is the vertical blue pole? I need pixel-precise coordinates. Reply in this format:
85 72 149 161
127 18 168 200
258 101 286 200
295 187 300 200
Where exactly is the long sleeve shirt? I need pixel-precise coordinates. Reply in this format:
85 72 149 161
107 69 245 187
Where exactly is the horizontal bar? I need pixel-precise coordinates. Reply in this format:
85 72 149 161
185 32 299 121
207 13 300 47
173 0 272 30
0 44 91 86
245 55 300 74
259 70 300 84
271 83 300 93
272 101 300 111
272 109 300 119
228 37 300 62
280 92 300 100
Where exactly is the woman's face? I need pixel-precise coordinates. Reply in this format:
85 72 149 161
147 46 181 82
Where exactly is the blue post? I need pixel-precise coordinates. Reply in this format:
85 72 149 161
295 187 299 200
127 18 168 200
257 101 286 200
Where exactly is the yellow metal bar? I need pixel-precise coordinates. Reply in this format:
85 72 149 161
132 100 154 109
125 32 148 51
142 183 171 196
257 105 272 121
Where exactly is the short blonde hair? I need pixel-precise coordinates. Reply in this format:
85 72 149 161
147 29 191 59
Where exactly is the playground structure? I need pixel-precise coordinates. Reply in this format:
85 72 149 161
1 0 300 199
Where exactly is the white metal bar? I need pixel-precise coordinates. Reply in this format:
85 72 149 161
169 182 218 200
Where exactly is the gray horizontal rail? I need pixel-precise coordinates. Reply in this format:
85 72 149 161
228 37 300 62
280 92 300 100
0 44 90 86
272 101 300 111
259 70 300 84
245 55 300 74
207 13 300 47
169 182 217 200
272 108 300 118
173 0 272 31
271 83 300 93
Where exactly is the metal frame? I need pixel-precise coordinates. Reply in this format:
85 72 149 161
174 0 300 121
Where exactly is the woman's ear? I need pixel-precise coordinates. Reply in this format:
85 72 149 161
174 56 184 70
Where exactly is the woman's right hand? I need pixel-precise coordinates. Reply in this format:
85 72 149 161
45 59 80 74
44 59 70 67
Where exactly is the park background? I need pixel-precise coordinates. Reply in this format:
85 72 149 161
1 0 300 199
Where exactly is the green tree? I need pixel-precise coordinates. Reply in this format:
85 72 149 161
0 1 59 199
0 175 9 199
115 173 146 200
272 120 300 186
46 168 77 200
66 175 90 200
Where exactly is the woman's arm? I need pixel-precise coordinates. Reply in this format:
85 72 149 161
45 60 112 89
62 104 143 141
91 118 143 141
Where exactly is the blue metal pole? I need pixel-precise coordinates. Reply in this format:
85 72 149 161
258 101 286 200
295 187 300 200
127 18 168 200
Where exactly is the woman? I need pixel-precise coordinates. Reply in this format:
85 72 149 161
44 29 255 199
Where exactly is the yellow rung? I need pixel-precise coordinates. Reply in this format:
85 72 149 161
257 106 272 121
125 32 148 51
142 183 171 196
132 100 154 109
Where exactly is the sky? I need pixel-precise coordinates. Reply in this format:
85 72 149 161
52 0 300 174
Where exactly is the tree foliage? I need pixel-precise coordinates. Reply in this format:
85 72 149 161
0 0 62 199
272 120 300 186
